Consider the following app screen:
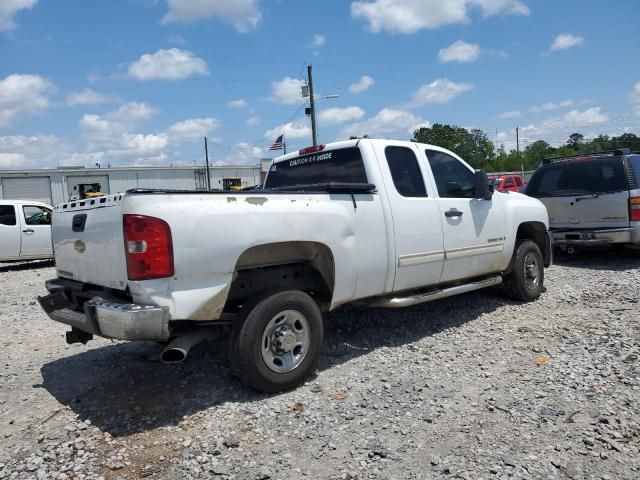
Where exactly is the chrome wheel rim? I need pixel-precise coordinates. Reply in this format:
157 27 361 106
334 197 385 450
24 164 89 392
523 253 540 290
261 310 310 373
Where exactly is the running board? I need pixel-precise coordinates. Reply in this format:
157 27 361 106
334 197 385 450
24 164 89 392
367 276 503 308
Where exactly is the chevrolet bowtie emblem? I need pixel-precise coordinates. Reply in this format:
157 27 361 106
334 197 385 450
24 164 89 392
74 240 86 253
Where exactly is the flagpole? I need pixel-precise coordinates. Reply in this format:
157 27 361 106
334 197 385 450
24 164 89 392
283 134 287 155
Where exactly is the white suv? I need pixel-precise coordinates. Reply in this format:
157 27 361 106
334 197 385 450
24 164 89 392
526 148 640 250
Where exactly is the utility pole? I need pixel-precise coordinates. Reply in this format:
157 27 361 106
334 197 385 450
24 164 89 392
307 64 318 147
516 126 523 176
204 136 211 190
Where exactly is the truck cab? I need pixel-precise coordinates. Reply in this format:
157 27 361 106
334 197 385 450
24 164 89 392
0 200 53 261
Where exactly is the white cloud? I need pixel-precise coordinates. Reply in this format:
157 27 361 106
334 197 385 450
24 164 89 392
246 115 260 126
318 106 365 126
128 48 208 80
162 0 261 33
217 142 264 165
495 107 610 148
340 108 428 138
78 102 168 164
550 33 584 51
408 78 473 107
561 107 608 126
630 82 640 117
349 75 374 94
66 88 118 106
227 98 248 109
530 99 574 113
498 110 521 119
0 134 68 168
311 34 326 48
0 0 37 32
0 73 55 127
265 121 311 141
351 0 529 34
269 77 305 104
438 40 480 63
167 117 220 142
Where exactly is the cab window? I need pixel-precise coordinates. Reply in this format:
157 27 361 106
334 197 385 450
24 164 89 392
426 150 475 198
504 177 515 187
385 146 427 197
515 177 523 187
0 205 17 226
22 206 51 226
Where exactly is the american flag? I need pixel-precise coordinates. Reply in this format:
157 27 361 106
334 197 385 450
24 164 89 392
269 134 284 151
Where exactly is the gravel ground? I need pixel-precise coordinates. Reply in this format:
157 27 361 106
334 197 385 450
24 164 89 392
0 251 639 480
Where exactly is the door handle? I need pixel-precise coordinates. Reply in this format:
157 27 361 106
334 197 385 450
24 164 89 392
445 209 463 218
23 228 34 233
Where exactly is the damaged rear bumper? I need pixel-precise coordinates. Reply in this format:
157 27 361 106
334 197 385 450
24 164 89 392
38 278 170 341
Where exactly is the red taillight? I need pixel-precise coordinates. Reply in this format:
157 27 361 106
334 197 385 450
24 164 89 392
123 214 174 281
298 144 325 155
630 197 640 222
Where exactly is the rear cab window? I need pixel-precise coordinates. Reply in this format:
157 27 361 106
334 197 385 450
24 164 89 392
527 157 628 197
264 147 368 189
384 146 427 197
0 205 17 226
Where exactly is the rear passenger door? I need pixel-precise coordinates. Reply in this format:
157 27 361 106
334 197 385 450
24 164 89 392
374 143 444 291
0 205 20 259
425 149 506 283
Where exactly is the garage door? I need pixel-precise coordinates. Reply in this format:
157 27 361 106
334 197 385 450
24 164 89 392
1 177 53 205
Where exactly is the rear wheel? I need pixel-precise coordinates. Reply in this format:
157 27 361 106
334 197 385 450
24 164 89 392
230 290 323 393
503 239 544 301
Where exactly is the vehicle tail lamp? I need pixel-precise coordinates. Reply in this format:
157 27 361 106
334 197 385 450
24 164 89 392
630 198 640 222
123 214 174 280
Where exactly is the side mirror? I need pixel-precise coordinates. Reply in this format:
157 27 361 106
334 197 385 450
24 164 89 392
474 170 493 200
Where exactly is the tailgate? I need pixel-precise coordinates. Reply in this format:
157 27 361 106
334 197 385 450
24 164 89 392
540 191 630 229
52 194 128 289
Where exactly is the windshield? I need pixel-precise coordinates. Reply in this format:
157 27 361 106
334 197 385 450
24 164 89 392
527 157 628 197
264 147 368 189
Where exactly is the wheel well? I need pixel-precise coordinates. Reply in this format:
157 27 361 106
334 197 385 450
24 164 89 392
516 221 547 257
226 242 335 312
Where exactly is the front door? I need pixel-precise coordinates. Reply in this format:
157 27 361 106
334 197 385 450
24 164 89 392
373 143 444 292
425 149 507 283
19 205 53 257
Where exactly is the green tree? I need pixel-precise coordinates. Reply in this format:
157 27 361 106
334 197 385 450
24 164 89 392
523 140 553 169
567 132 585 150
412 124 495 169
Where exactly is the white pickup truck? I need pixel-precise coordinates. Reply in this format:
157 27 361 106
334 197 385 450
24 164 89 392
39 139 552 392
1 200 53 262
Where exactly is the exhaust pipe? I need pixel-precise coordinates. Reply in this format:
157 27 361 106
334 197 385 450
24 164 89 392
161 328 217 364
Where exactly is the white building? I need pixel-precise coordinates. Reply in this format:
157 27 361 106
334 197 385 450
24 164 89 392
0 165 262 206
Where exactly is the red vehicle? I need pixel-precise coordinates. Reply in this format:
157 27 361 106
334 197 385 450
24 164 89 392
489 174 524 192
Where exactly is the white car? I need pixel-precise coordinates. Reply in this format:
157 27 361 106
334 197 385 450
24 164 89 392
0 200 53 262
38 139 552 392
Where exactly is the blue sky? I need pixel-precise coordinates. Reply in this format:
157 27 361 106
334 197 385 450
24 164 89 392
1 0 639 168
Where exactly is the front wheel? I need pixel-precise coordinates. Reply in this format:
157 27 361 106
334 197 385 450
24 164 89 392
503 239 544 301
231 290 323 393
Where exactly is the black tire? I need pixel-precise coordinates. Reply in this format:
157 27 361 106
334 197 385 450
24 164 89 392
230 290 323 393
503 239 544 301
